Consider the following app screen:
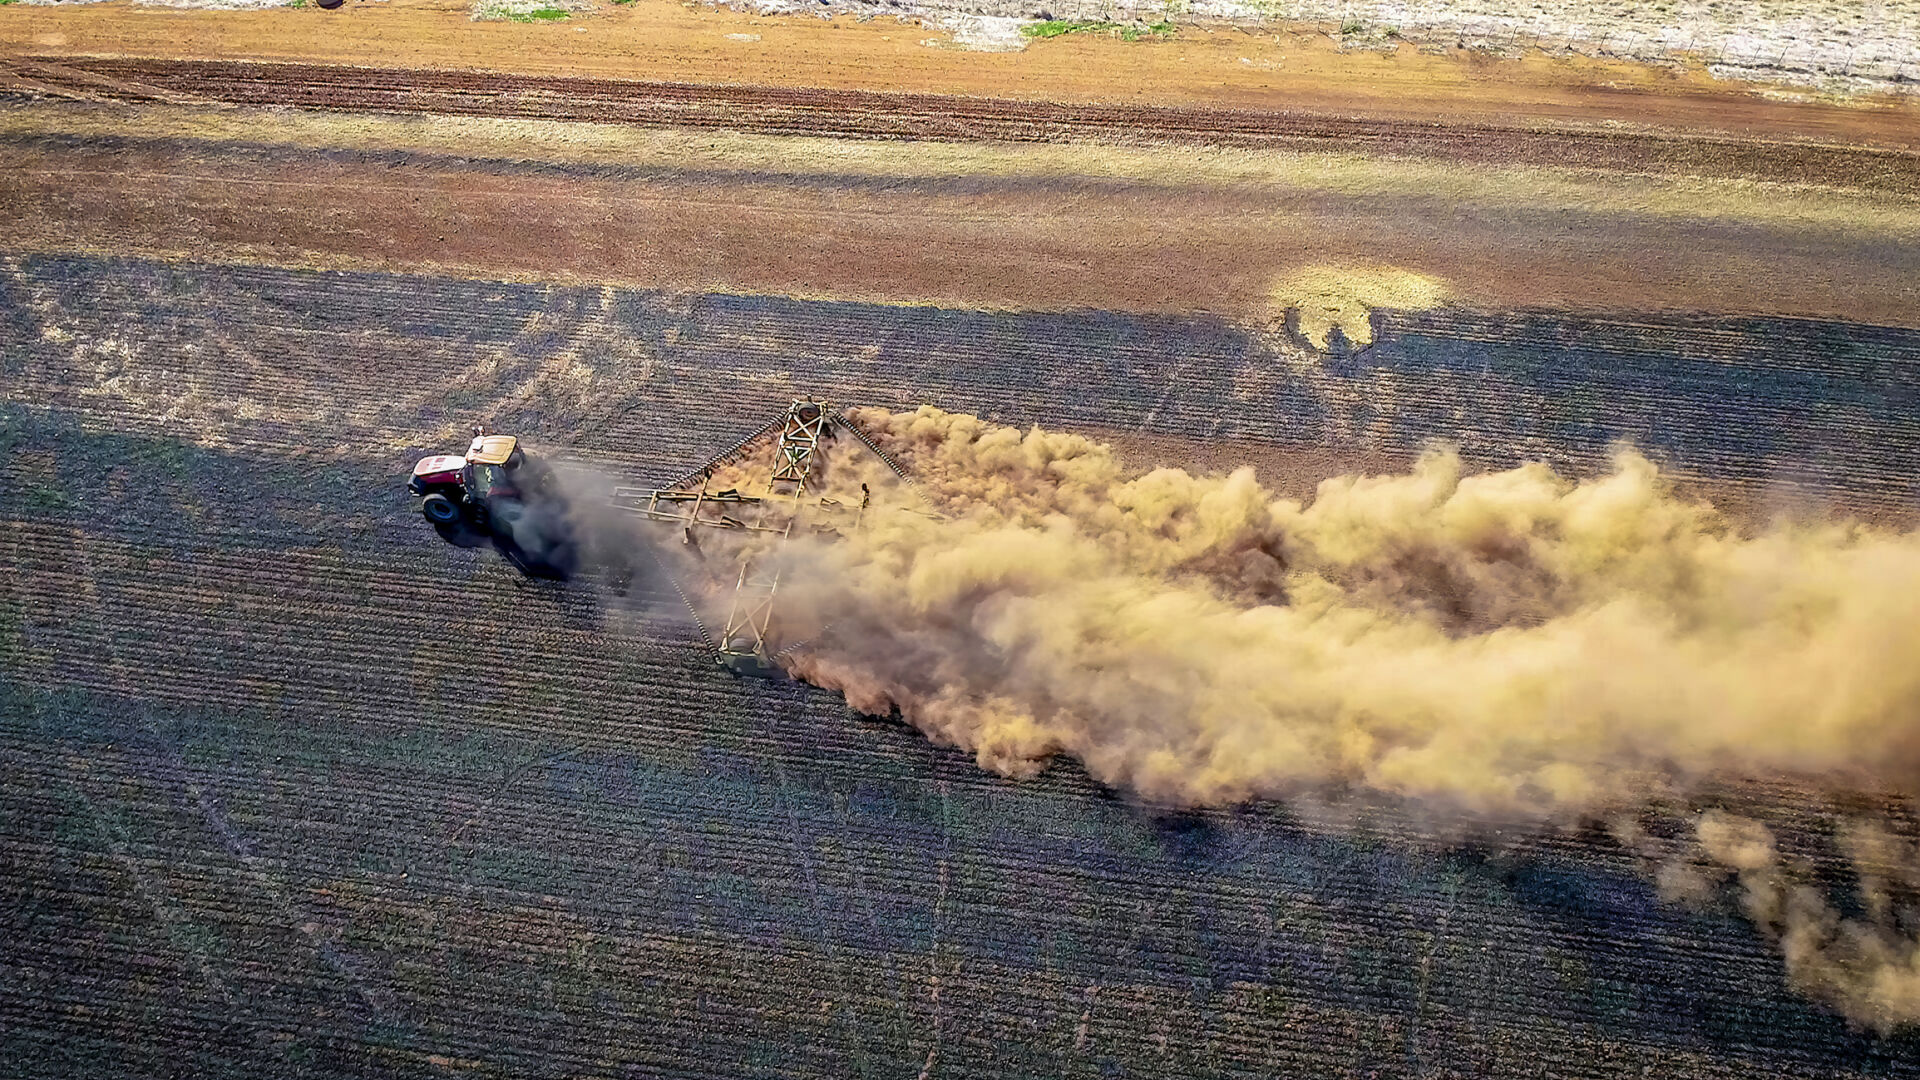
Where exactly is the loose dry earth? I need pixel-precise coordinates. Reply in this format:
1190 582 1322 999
8 0 1920 143
7 253 1920 1079
3 3 1920 1077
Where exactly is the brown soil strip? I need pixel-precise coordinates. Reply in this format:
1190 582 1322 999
0 62 106 102
3 133 1915 327
13 58 222 107
12 55 1920 195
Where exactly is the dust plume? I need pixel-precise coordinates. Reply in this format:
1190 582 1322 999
771 405 1920 1029
481 458 665 597
1269 264 1453 349
1685 813 1920 1033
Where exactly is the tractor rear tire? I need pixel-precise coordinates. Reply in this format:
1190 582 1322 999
316 0 345 8
421 494 462 525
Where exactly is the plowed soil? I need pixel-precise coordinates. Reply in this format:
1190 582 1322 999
3 98 1917 327
8 55 1920 189
4 2 1920 1077
6 254 1920 1079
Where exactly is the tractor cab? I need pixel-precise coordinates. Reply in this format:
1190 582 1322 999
461 434 528 502
467 434 523 472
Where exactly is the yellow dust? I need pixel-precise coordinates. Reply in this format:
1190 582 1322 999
1270 265 1453 349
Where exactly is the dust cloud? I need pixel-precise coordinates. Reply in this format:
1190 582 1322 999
770 405 1920 1030
480 459 666 593
1269 264 1454 349
1680 813 1920 1032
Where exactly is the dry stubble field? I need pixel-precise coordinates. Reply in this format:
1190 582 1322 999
3 2 1920 1077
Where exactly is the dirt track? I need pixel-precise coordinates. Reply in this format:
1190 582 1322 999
9 55 1920 194
7 0 1920 148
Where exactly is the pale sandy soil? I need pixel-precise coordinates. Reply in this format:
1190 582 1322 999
735 0 1920 92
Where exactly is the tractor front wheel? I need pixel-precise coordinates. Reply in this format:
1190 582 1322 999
421 494 462 525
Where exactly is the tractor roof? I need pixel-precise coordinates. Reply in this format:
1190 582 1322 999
467 435 518 465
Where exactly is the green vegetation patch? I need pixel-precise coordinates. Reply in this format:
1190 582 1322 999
471 0 575 21
1023 19 1175 42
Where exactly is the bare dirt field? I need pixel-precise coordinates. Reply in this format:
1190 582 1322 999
3 95 1917 329
4 2 1920 1077
7 0 1920 145
6 253 1920 1079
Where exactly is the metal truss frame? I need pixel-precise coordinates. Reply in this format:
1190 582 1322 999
610 398 874 675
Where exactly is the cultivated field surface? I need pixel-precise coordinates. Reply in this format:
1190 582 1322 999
6 251 1920 1078
4 4 1920 1077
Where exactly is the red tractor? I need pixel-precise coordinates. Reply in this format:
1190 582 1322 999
407 428 577 579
